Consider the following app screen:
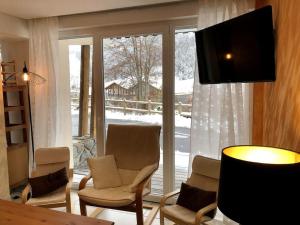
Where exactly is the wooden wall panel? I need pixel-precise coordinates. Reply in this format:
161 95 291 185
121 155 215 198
253 0 300 151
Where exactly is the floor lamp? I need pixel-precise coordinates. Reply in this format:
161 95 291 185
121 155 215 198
22 62 46 165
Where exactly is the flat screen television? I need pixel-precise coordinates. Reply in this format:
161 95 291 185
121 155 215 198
195 5 275 84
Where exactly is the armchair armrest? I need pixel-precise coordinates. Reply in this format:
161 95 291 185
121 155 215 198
79 174 92 190
66 176 73 197
21 184 31 204
128 163 158 192
160 189 180 208
195 202 218 224
69 168 73 179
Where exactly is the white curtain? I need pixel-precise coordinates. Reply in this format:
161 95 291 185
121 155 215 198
190 0 254 163
29 17 72 168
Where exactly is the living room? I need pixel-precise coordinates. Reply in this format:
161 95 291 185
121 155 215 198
0 0 300 224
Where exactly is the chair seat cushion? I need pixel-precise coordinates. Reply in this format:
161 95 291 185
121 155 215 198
161 204 210 225
26 185 66 206
29 167 68 197
78 185 150 207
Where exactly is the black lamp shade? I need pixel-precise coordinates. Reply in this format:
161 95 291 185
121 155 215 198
218 146 300 225
23 62 28 74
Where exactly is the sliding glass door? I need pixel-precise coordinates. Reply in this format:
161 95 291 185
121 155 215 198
102 34 164 196
59 21 197 195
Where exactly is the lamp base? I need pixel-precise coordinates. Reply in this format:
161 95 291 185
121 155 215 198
223 216 239 225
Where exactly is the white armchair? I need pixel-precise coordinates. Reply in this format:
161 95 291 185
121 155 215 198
78 124 161 225
160 155 220 225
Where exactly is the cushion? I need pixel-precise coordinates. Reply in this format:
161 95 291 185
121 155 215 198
161 204 211 225
78 185 150 207
29 167 68 198
176 182 216 218
26 186 66 206
88 155 122 189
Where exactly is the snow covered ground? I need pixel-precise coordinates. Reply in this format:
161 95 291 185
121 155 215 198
72 109 191 128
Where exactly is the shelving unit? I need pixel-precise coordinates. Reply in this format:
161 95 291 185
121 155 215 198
1 60 17 86
1 61 29 188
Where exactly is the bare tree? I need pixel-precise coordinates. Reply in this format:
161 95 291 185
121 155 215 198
103 32 196 101
175 32 196 80
104 35 162 101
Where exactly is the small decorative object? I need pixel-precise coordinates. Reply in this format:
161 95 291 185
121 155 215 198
218 145 300 225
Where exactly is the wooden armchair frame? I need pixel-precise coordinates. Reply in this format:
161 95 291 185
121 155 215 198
79 173 158 225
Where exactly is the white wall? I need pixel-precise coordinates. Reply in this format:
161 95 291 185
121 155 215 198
59 0 198 32
1 40 29 72
0 12 28 40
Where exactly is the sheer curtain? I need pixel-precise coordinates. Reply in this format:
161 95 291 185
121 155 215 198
29 17 72 169
190 0 254 164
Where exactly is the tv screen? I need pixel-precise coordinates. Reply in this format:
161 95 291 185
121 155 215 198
195 5 275 84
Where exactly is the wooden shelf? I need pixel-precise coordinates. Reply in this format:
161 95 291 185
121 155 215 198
2 60 29 188
7 143 27 151
1 62 15 66
3 86 26 92
5 124 27 132
4 106 25 112
1 72 16 74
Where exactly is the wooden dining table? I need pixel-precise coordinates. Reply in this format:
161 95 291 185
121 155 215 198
0 199 114 225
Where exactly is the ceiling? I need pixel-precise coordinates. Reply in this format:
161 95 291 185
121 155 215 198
0 0 185 19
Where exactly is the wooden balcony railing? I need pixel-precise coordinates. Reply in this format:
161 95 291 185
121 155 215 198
71 98 192 117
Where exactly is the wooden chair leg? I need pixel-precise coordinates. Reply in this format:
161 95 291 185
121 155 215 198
136 197 144 225
160 211 164 225
66 201 71 213
79 199 87 216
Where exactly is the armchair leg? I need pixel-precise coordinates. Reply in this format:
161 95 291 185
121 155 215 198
66 201 71 213
160 211 164 225
136 197 144 225
79 199 87 216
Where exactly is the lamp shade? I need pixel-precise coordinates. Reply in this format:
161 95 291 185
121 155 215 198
218 146 300 224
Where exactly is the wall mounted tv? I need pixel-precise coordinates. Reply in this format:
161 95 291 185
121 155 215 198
195 5 275 84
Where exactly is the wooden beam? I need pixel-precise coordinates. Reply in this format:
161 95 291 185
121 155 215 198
90 60 96 138
78 45 90 136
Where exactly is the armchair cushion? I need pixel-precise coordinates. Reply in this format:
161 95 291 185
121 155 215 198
88 155 122 189
26 185 66 206
29 167 68 198
78 185 150 207
161 204 210 225
128 163 158 192
176 182 216 218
